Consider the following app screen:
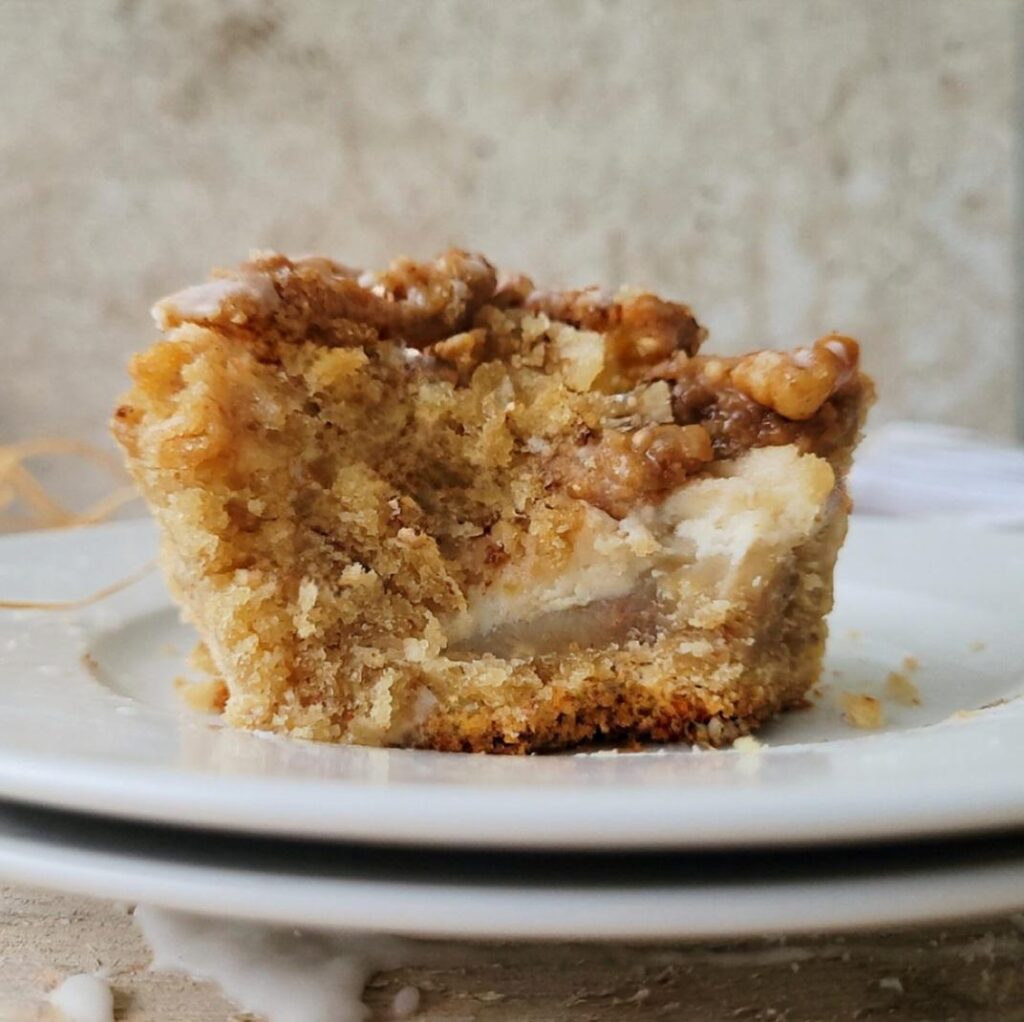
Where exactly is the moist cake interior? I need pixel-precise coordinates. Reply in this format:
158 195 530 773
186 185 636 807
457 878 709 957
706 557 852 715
113 250 873 752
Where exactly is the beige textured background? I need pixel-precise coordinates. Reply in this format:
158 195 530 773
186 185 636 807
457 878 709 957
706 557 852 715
0 0 1018 480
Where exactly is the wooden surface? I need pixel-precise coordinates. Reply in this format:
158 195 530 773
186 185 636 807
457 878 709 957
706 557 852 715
3 886 1024 1021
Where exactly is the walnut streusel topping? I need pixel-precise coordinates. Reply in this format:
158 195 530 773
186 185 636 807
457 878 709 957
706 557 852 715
147 248 870 515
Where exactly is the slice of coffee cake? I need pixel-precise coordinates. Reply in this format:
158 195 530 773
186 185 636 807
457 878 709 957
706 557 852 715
113 250 872 752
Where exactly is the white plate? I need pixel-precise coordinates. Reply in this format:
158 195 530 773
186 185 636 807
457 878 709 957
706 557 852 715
0 517 1022 850
1 801 1023 940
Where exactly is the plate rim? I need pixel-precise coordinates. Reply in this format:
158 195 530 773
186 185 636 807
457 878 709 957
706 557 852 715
1 802 1023 940
1 740 1024 850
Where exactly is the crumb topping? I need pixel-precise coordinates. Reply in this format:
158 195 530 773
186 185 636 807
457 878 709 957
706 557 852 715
143 248 871 521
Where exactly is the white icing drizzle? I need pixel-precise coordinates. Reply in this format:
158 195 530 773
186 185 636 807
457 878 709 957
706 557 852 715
152 274 280 328
135 907 414 1022
392 984 421 1017
48 974 114 1022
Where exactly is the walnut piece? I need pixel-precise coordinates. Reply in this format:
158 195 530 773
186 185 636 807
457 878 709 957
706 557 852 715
427 328 489 379
663 334 869 464
523 286 706 389
730 335 860 421
554 423 713 518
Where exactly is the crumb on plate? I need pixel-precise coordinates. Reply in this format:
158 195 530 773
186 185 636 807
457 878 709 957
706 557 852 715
732 734 762 755
840 691 885 730
884 671 921 707
174 676 229 713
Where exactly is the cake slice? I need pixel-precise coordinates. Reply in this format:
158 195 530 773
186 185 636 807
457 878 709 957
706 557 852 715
112 250 872 753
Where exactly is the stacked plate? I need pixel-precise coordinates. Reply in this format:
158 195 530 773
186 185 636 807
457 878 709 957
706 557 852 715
1 517 1023 940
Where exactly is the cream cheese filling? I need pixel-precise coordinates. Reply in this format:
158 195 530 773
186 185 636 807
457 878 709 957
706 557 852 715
444 445 837 656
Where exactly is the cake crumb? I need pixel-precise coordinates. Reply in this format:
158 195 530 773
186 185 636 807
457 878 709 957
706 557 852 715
969 640 987 653
950 708 979 722
901 654 919 672
840 691 885 729
884 672 921 707
732 735 762 755
174 676 229 713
